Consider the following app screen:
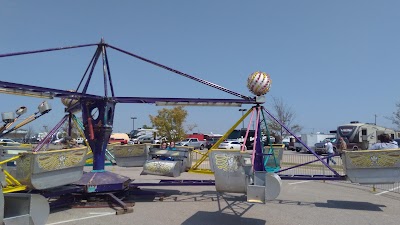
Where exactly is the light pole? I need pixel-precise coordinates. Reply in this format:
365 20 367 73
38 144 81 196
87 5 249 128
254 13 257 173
131 117 137 132
238 109 247 129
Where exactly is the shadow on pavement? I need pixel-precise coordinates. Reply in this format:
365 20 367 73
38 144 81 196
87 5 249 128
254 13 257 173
181 211 266 225
314 200 386 211
181 192 265 225
273 199 386 211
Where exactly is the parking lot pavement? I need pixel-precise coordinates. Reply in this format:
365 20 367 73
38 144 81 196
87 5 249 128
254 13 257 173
46 166 400 225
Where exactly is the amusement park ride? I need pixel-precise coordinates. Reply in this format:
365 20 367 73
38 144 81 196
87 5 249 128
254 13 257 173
1 39 400 225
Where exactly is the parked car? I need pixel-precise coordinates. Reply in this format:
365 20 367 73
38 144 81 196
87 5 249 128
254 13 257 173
136 136 154 144
109 138 128 145
206 138 221 149
176 138 206 150
218 141 247 150
0 138 20 146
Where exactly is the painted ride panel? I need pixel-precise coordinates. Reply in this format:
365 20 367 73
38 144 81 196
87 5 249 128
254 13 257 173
1 168 49 225
15 147 88 190
209 149 252 193
0 146 33 167
342 149 400 184
247 172 282 203
141 147 194 177
0 145 33 155
1 168 5 224
113 144 147 167
148 146 193 171
264 145 284 171
141 159 182 177
3 193 49 225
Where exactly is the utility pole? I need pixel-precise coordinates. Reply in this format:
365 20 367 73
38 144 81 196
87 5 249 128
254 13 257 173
131 117 137 132
374 114 377 125
238 109 247 129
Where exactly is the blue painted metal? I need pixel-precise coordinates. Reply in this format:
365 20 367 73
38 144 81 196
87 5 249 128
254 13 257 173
130 180 216 187
279 174 346 181
0 80 103 100
74 171 131 193
114 96 256 104
254 113 264 171
80 98 115 171
0 43 98 58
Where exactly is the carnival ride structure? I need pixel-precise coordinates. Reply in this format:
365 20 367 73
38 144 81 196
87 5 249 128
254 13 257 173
1 40 400 224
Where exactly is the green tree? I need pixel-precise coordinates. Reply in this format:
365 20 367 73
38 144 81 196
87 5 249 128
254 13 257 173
267 97 302 143
142 124 153 129
149 106 188 142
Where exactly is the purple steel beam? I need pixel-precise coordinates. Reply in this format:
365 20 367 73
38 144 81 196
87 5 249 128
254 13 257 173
73 46 100 98
279 174 346 181
0 80 103 99
104 47 115 97
130 180 216 187
114 96 256 104
0 43 98 58
82 47 101 94
101 42 108 97
33 115 68 152
106 44 252 100
277 155 337 173
263 107 340 176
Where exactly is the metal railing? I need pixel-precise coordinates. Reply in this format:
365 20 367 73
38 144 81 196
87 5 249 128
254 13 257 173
190 150 400 195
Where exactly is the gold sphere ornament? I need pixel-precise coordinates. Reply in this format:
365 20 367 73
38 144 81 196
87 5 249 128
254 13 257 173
247 71 271 96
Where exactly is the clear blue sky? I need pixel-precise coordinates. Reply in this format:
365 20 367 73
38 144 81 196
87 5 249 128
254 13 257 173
1 1 399 136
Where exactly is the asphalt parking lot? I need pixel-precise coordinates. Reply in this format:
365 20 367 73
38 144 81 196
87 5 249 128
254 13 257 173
45 166 400 225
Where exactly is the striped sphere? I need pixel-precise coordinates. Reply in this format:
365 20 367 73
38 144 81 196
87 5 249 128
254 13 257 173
61 90 79 107
247 71 271 96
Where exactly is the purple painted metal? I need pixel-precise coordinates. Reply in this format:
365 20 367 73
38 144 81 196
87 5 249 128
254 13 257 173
114 96 256 104
104 47 115 97
253 107 264 171
0 80 103 99
279 174 346 181
68 113 73 136
36 185 84 198
107 44 252 100
80 98 115 171
74 47 101 94
130 180 216 187
33 115 68 152
74 171 131 193
82 48 101 94
263 108 340 176
0 43 98 58
101 41 108 97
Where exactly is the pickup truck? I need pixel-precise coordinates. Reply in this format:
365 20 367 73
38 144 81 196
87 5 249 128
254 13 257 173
177 138 206 150
314 138 336 154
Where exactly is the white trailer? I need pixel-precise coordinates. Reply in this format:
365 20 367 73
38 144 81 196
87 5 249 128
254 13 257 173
298 133 335 152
